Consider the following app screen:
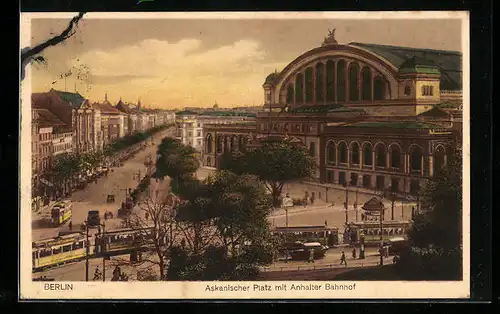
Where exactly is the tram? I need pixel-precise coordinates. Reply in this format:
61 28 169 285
94 226 159 257
32 232 88 272
50 200 72 227
271 226 339 247
347 220 412 246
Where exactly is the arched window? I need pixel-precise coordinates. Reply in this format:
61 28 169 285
315 63 324 102
349 63 360 101
375 144 386 168
216 136 223 153
361 67 372 101
410 146 423 172
283 123 289 132
421 86 427 96
434 146 446 173
206 134 213 154
295 73 304 104
326 60 335 102
305 67 314 103
224 136 230 152
326 141 336 163
374 76 385 100
231 136 237 152
337 60 346 102
363 143 373 166
338 142 347 163
390 145 401 168
286 84 294 104
430 86 434 96
351 142 360 164
238 136 245 151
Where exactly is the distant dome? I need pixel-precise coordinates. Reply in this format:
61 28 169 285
213 103 219 109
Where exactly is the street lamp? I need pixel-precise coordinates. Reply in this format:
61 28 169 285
343 182 349 225
354 185 359 222
379 207 384 266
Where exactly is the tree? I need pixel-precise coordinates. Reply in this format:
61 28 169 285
221 139 316 207
117 181 179 281
396 148 463 280
49 152 80 194
169 170 279 280
155 137 200 181
21 12 86 81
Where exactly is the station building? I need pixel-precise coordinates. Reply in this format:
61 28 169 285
202 30 463 196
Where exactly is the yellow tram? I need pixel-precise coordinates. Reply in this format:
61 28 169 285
50 200 72 226
32 232 88 272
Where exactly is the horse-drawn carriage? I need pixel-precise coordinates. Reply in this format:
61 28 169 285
118 197 134 217
107 194 115 203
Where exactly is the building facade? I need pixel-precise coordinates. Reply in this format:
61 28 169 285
203 31 463 196
176 109 256 153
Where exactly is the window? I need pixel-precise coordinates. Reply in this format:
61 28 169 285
327 170 334 183
422 85 434 96
309 142 316 157
197 131 201 137
404 83 412 96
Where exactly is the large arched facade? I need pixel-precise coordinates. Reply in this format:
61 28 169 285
272 45 399 106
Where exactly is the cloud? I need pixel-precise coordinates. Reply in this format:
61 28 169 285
66 38 287 106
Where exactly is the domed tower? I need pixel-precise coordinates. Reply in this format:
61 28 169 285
398 56 441 115
263 71 280 107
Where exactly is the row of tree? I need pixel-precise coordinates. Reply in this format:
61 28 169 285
47 124 172 196
103 124 173 156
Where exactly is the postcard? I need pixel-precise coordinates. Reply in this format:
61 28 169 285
19 11 470 300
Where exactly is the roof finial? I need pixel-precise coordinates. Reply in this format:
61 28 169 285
105 92 108 101
322 28 338 46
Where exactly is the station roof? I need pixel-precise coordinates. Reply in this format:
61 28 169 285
349 42 462 90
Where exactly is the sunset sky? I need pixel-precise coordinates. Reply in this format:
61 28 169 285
27 14 462 109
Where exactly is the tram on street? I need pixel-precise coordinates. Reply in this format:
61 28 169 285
32 232 88 272
347 220 412 246
271 225 339 247
50 200 72 227
94 227 159 257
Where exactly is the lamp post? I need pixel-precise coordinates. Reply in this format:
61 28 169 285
390 190 396 221
343 182 349 225
379 207 384 266
99 220 107 282
354 185 359 222
85 221 90 281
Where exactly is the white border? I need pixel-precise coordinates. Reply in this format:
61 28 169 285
19 11 470 300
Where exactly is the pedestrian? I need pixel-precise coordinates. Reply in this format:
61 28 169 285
93 266 102 280
308 248 315 263
352 247 357 259
340 251 347 266
68 221 72 231
145 212 149 221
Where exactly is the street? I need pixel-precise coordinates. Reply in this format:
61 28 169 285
32 128 174 242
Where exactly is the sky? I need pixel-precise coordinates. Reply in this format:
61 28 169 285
28 16 462 109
